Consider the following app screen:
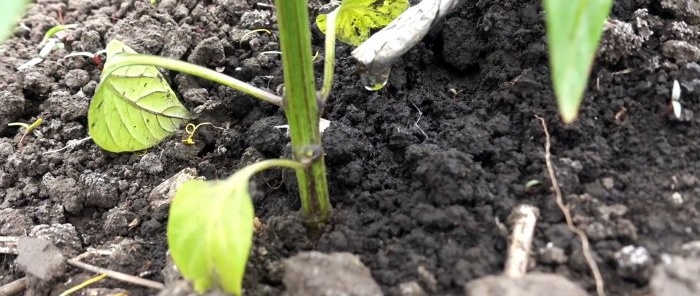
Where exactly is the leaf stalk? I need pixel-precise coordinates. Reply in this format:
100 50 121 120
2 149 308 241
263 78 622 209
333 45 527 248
105 54 283 107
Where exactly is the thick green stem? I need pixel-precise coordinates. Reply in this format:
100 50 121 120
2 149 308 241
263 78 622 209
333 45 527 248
105 54 283 107
320 10 337 103
274 0 331 226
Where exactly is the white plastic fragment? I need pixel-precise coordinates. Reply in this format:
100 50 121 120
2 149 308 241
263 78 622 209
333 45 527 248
671 79 681 119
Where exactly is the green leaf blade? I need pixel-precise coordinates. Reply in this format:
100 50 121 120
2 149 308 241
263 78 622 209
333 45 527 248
167 178 254 296
0 0 29 42
544 0 613 123
316 0 409 46
88 40 191 152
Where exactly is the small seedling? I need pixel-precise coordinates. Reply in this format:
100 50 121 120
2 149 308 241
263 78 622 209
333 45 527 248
42 23 78 43
448 88 463 100
524 179 542 194
81 0 405 292
7 117 43 151
239 28 272 46
17 23 79 71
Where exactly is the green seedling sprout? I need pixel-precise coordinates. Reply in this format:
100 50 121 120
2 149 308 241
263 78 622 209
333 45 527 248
7 117 43 150
544 0 613 123
239 28 272 46
84 0 404 291
42 23 78 43
17 23 80 71
79 0 401 293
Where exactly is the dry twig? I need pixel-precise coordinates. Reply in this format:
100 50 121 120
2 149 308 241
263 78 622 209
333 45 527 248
535 115 605 296
0 277 27 296
0 247 163 295
66 259 164 290
504 204 539 278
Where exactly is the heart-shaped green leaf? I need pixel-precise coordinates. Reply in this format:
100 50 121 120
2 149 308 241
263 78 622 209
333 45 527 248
88 40 191 152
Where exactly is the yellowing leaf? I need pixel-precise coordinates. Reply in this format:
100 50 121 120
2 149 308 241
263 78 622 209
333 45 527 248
88 40 191 152
316 0 409 46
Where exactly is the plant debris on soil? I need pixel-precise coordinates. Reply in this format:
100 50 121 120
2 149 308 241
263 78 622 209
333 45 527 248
1 0 700 295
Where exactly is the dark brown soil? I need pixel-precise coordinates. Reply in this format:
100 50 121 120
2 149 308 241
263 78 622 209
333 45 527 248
1 0 700 295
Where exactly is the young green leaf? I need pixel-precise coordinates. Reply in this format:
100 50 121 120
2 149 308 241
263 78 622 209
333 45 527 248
88 40 191 152
168 159 304 295
0 0 28 42
167 178 253 295
544 0 612 123
316 0 409 46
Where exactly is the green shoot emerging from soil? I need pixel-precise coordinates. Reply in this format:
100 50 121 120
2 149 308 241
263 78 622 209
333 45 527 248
82 0 404 293
544 0 613 123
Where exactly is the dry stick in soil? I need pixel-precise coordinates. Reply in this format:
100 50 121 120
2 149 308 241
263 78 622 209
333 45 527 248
0 278 27 296
66 259 164 290
535 115 605 296
504 204 539 278
0 247 164 295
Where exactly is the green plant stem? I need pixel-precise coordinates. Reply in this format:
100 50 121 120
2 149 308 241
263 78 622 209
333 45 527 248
319 10 337 103
235 159 306 180
275 0 332 227
106 54 283 107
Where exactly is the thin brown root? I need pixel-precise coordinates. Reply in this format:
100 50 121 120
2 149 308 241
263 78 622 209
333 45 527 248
66 259 164 290
535 115 606 296
504 204 539 278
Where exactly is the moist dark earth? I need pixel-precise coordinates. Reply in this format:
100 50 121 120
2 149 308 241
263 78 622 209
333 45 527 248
1 0 700 295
